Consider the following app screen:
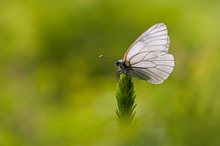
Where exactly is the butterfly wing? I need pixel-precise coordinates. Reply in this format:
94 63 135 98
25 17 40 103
123 23 174 84
123 23 169 62
130 52 174 84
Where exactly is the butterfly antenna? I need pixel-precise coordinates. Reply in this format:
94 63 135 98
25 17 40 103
98 55 116 61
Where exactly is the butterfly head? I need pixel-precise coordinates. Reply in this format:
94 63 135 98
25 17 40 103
115 60 122 67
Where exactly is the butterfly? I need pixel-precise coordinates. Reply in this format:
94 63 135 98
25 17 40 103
115 23 174 84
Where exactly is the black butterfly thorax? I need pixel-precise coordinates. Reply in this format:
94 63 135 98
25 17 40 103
115 60 131 74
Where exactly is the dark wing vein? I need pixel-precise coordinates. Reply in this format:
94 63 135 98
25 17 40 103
144 53 168 60
129 51 167 64
145 68 165 81
155 67 170 74
146 23 161 34
132 70 145 79
143 34 168 39
144 29 167 36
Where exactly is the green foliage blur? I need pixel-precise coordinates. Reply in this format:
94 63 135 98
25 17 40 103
1 0 220 145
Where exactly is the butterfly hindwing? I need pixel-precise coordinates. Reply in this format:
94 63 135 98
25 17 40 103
130 52 174 84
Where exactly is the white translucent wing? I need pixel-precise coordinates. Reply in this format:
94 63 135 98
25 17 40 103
123 23 169 62
129 51 174 84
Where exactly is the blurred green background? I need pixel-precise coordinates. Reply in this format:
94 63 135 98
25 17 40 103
1 0 220 146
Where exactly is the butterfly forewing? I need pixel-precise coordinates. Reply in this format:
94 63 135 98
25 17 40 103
123 23 174 84
123 23 169 62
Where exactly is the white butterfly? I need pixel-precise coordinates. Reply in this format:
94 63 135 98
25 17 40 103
115 23 174 84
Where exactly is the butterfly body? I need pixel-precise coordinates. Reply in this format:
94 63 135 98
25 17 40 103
116 23 175 84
